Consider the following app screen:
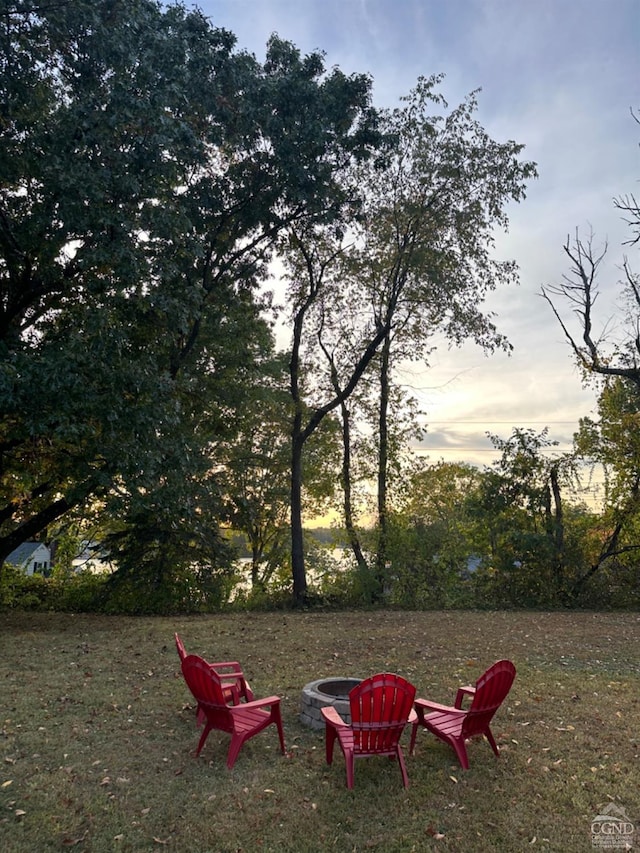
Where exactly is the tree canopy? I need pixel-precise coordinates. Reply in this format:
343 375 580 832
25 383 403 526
279 76 536 601
4 2 632 613
0 0 382 590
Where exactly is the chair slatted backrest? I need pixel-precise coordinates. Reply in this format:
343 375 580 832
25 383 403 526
175 632 187 662
181 654 233 732
463 659 516 738
349 673 416 755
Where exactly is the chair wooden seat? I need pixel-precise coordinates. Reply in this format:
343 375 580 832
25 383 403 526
410 659 516 770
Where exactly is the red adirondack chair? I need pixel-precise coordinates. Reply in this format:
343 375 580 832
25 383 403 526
179 654 285 769
410 659 516 769
174 633 254 715
322 673 418 789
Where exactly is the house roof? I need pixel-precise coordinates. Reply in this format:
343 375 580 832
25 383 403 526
6 541 49 566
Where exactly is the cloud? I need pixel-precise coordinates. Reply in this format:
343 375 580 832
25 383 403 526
198 0 638 468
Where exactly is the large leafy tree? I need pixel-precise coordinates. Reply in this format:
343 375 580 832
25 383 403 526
385 460 484 607
355 78 537 592
283 75 536 601
0 0 382 590
571 379 640 599
472 428 587 605
282 224 393 603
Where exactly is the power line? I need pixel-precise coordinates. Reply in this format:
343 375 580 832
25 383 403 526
414 447 575 452
419 420 583 425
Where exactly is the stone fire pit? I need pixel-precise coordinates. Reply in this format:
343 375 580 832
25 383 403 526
299 677 362 730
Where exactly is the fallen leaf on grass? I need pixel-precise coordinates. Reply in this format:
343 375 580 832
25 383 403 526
426 823 445 839
62 831 88 846
449 775 458 783
153 837 170 845
1 780 12 788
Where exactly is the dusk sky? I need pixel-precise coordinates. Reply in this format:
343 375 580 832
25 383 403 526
196 0 638 497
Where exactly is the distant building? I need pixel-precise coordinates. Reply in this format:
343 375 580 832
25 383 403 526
5 542 51 576
72 541 112 574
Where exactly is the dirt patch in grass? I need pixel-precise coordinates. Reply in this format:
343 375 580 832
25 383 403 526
1 610 639 852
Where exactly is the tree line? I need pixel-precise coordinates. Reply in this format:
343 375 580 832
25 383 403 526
1 1 638 612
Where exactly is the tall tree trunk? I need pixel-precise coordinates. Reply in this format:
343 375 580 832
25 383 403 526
339 398 370 579
287 238 392 605
289 284 309 605
250 542 261 589
375 333 392 597
549 464 565 598
290 426 307 603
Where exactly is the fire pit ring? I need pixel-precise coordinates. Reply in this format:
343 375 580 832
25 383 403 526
300 677 362 730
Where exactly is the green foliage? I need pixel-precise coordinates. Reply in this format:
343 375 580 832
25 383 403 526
102 565 237 616
1 2 634 614
0 0 384 610
368 453 634 610
375 462 482 608
571 378 640 597
281 73 538 599
0 562 238 615
221 355 341 591
0 564 106 612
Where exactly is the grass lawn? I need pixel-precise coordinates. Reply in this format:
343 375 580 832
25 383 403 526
1 609 639 852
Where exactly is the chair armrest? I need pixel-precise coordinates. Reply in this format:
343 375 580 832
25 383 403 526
455 685 475 709
210 664 244 677
408 708 418 725
222 684 241 705
321 706 348 728
210 663 254 703
415 698 466 715
231 695 281 712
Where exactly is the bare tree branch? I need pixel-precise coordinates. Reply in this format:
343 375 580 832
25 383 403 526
541 231 640 389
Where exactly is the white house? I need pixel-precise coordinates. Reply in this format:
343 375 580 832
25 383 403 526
72 541 112 574
5 542 51 576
